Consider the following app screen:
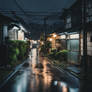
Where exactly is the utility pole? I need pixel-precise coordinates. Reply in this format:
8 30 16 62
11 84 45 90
43 17 47 41
82 0 88 76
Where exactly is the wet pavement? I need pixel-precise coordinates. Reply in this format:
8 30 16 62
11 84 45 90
0 48 80 92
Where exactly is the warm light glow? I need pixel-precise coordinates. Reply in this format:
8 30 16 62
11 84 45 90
60 35 66 39
62 86 68 92
41 42 44 45
49 38 53 41
53 34 57 38
70 34 79 39
32 40 37 44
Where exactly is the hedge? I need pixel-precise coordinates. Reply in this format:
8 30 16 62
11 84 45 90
0 40 30 66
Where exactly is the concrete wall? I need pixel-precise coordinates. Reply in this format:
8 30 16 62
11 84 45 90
81 31 92 56
8 29 18 40
87 32 92 56
80 31 92 69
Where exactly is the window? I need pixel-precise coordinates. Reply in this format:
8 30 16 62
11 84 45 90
65 15 72 29
87 0 92 22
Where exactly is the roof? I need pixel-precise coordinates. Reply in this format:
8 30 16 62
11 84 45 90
0 13 15 24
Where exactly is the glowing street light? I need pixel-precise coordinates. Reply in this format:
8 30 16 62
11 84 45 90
49 38 53 42
53 34 57 38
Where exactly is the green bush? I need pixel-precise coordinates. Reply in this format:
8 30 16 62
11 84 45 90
7 40 30 65
15 48 20 56
48 49 68 62
55 49 68 61
48 48 57 59
40 41 51 56
51 48 57 53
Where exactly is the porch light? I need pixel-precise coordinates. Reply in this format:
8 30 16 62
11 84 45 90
60 35 66 39
49 38 53 41
53 34 57 38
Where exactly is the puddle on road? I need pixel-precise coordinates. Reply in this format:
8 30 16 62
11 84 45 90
0 48 79 92
53 81 79 92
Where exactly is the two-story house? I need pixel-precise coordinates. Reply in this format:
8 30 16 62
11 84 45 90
60 0 92 72
60 0 82 65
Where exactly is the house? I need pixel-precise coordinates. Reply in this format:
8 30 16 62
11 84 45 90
80 0 92 70
0 13 29 66
8 23 25 41
47 33 60 49
59 0 92 72
0 13 14 43
60 0 82 64
0 13 15 65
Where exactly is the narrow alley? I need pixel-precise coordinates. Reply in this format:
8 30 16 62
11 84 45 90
0 0 92 92
0 48 79 92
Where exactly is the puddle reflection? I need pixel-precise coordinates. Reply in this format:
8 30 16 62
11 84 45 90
53 81 79 92
0 48 79 92
13 71 28 92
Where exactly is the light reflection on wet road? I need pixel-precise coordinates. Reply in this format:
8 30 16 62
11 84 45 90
0 48 79 92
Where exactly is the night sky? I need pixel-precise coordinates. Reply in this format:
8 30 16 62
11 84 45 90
0 0 76 12
0 0 76 39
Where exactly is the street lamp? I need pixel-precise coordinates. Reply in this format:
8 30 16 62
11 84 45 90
49 38 53 42
53 34 57 38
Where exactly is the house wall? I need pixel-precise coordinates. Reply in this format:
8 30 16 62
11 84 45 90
18 30 24 40
67 34 80 64
59 33 80 64
81 31 92 56
87 32 92 56
80 31 92 70
8 29 18 40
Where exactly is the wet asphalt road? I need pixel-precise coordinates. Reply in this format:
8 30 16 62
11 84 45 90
0 48 80 92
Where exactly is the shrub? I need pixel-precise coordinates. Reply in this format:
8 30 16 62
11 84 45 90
7 40 30 65
40 41 51 56
56 49 68 61
48 48 57 59
51 48 57 53
15 48 20 56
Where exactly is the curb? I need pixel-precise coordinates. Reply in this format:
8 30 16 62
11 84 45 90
0 58 30 89
53 65 80 80
47 57 80 80
66 69 81 79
